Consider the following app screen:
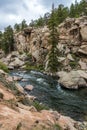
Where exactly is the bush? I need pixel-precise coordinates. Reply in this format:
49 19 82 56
32 101 49 111
69 61 78 69
0 61 9 72
25 64 44 71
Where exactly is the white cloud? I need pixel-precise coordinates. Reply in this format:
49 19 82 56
0 0 48 30
0 0 82 31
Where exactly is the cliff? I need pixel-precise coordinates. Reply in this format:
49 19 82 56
14 16 87 70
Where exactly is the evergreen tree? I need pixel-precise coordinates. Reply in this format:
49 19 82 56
79 0 87 15
47 4 59 73
56 4 69 24
0 31 2 48
69 3 75 17
21 19 28 30
14 23 20 32
2 25 14 54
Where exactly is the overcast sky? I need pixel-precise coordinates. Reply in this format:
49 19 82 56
0 0 81 31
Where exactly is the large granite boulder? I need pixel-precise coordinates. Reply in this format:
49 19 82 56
57 70 87 89
9 57 25 68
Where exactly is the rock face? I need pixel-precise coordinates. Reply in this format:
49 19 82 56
14 26 49 64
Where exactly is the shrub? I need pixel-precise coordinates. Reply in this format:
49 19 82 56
69 61 78 69
32 101 49 111
0 61 9 72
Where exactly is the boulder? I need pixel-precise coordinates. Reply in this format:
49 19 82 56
19 53 28 61
58 115 77 130
57 70 87 89
6 76 13 82
80 26 87 41
78 60 87 70
17 102 37 112
67 54 74 61
9 57 25 68
78 45 87 55
24 85 34 91
12 76 22 81
25 95 36 101
8 65 14 70
15 83 25 94
0 69 7 75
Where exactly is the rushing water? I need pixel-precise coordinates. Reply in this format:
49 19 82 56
10 70 87 121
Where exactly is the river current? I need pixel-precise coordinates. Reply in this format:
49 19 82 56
10 70 87 121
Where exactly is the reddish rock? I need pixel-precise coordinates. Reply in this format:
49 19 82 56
24 85 34 91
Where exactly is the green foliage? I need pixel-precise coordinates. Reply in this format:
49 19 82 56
14 19 28 32
25 64 44 71
14 23 20 32
0 61 9 72
30 16 45 27
21 19 28 30
33 101 49 111
1 25 15 54
69 61 78 69
69 0 87 18
47 4 60 73
0 31 2 48
52 124 62 130
55 4 69 24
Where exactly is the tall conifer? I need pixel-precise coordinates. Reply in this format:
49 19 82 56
47 4 59 73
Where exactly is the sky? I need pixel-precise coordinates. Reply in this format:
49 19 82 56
0 0 81 31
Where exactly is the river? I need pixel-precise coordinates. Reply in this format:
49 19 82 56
10 70 87 121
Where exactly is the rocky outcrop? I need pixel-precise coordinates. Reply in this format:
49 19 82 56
14 26 49 64
0 51 29 69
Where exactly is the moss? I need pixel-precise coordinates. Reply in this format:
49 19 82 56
0 61 9 73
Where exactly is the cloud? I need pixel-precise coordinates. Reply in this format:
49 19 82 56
0 0 81 31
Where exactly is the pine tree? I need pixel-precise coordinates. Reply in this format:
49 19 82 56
2 25 14 54
47 4 59 73
21 19 28 30
56 4 69 24
14 23 20 32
